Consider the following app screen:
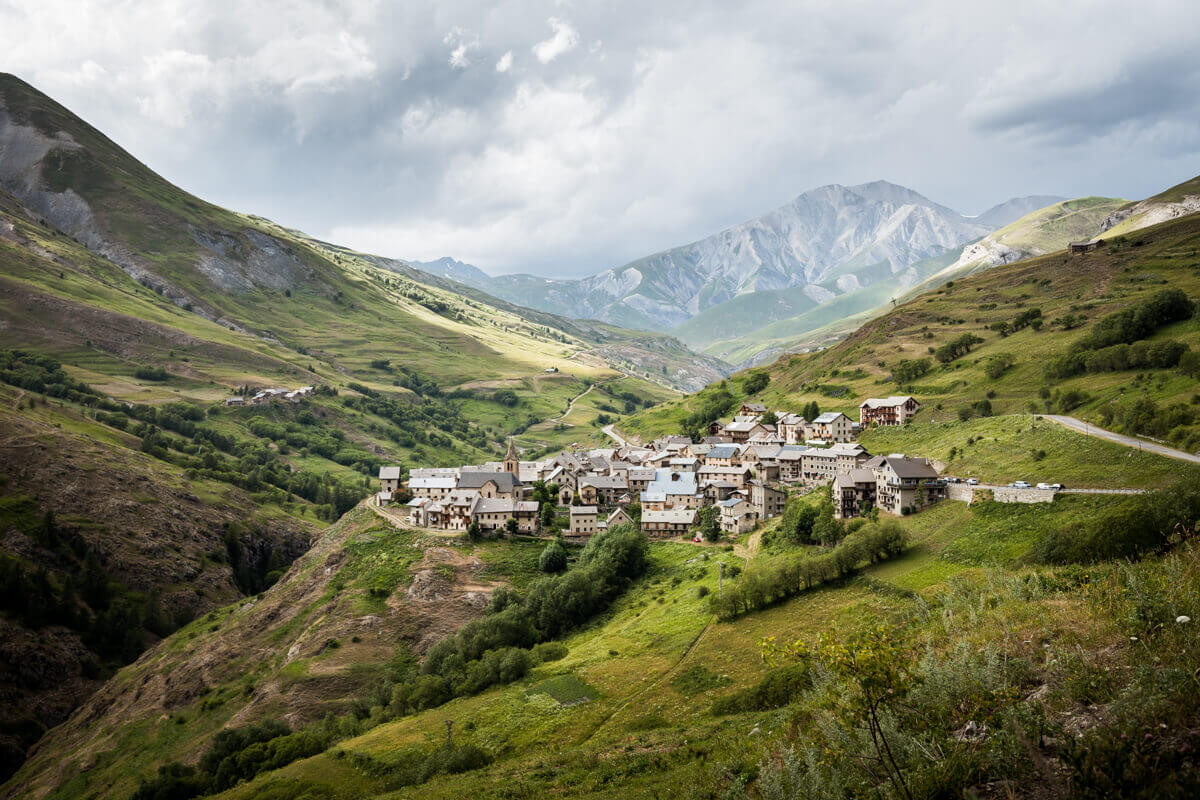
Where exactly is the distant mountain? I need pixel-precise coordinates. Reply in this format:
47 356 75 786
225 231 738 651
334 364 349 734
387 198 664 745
970 195 1066 228
410 256 494 286
438 182 1064 363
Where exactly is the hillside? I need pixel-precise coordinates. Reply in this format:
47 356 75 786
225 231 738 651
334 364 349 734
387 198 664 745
622 194 1200 455
8 457 1200 799
1101 175 1200 237
0 71 721 780
458 183 1056 353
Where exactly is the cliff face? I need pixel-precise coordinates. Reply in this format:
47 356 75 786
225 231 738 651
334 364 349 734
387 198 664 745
0 400 313 783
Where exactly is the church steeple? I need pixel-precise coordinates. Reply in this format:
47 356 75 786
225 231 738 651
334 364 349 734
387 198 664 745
504 437 519 477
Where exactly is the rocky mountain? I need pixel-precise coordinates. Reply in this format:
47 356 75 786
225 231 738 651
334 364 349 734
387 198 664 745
1101 175 1200 236
438 183 1062 360
921 196 1128 286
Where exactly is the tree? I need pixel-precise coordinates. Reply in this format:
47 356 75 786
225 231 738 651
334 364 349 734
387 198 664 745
539 503 555 529
504 517 518 537
812 498 845 546
694 505 721 542
779 499 819 544
538 537 568 573
466 522 481 541
802 400 821 421
759 410 778 427
741 370 770 395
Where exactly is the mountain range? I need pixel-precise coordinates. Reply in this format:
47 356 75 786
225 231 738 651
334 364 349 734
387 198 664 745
412 184 1065 364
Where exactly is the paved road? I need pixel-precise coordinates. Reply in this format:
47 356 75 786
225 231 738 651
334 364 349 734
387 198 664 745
961 482 1147 495
601 423 630 447
1042 415 1200 466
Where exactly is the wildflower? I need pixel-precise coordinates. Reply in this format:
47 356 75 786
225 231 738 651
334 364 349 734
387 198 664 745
1177 615 1192 624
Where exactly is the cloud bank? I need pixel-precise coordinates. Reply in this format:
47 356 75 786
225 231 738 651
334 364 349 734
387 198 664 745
1 0 1197 277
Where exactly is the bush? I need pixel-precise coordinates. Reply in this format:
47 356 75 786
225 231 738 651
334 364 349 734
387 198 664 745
710 521 907 619
1034 485 1200 564
1073 288 1193 352
934 333 984 364
394 525 647 712
891 358 931 384
538 538 568 573
710 665 811 715
134 365 169 381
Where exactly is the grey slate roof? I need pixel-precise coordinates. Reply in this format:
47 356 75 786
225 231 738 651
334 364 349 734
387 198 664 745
458 471 522 491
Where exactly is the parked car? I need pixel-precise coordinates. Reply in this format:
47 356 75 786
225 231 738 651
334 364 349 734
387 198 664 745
1036 482 1051 490
966 478 979 486
1051 483 1064 491
1012 481 1031 489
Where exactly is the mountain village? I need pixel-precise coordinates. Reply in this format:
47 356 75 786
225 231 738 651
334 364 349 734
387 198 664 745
375 394 959 541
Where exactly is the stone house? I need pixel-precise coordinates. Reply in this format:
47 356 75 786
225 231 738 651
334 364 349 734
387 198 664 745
873 456 946 516
750 481 786 520
718 498 756 534
378 465 403 495
806 412 855 443
859 396 921 427
641 508 697 538
457 470 523 499
832 469 879 519
569 506 598 535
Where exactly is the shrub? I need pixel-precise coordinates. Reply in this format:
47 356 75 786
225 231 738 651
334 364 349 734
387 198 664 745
538 538 568 573
710 665 810 715
1034 485 1200 564
891 358 931 384
934 333 984 364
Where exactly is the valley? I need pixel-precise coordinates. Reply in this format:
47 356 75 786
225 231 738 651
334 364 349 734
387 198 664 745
2 65 1200 800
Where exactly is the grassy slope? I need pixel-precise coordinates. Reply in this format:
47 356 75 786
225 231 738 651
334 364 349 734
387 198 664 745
0 73 694 468
624 209 1200 450
15 478 1189 799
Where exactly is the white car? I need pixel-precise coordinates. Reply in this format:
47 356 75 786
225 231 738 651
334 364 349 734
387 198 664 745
966 478 979 486
1012 481 1031 489
1035 482 1051 490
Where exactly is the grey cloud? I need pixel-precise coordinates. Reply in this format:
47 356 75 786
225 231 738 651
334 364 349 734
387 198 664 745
1 0 1198 277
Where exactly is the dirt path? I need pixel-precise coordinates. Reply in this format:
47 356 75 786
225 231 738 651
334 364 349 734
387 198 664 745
1043 414 1200 465
601 423 629 447
733 528 763 567
551 382 597 424
578 613 716 744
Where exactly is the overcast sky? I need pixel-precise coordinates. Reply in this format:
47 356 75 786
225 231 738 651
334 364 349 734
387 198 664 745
2 0 1198 277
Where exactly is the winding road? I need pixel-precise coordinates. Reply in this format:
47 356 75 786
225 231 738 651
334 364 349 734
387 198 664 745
601 423 629 447
1043 415 1200 466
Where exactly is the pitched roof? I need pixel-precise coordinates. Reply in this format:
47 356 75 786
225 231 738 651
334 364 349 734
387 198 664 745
879 456 940 479
860 395 917 409
741 402 767 412
378 465 402 480
409 476 457 489
724 420 763 432
813 411 849 424
641 508 697 524
458 471 522 491
580 474 628 489
570 505 598 515
706 444 740 460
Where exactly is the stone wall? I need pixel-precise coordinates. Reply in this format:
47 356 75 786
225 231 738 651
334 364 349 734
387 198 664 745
944 484 1056 505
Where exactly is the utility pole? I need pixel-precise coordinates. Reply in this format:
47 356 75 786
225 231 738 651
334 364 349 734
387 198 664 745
718 561 725 597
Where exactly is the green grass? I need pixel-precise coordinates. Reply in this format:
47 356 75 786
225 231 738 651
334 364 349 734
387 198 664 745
526 674 599 705
859 414 1200 488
